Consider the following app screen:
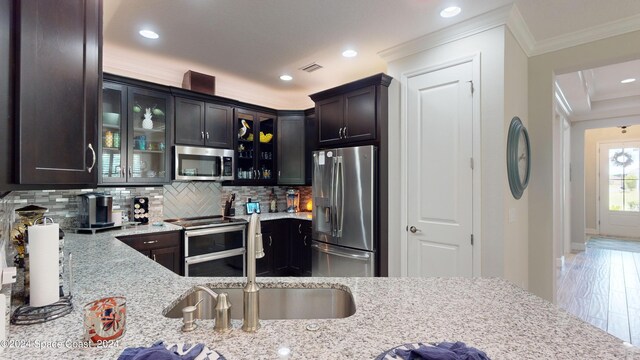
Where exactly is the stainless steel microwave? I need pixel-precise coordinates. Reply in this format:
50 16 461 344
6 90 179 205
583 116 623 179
174 145 234 181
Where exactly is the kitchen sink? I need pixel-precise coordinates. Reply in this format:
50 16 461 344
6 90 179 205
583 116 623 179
164 286 356 320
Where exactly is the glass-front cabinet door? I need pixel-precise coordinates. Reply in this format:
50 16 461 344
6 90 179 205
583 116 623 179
100 83 126 183
128 87 171 184
257 112 276 183
234 108 276 185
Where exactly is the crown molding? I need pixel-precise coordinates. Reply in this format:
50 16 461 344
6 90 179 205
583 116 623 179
530 12 640 56
505 4 535 56
379 5 513 63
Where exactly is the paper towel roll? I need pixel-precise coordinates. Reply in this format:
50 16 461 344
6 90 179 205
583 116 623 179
28 223 60 307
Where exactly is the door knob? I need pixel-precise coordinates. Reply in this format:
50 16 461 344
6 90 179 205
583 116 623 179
409 226 420 233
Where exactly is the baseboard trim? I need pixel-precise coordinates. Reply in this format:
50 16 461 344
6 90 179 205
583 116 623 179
571 242 586 251
585 228 599 235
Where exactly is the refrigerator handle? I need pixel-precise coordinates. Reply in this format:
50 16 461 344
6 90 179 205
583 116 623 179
311 242 371 260
330 155 337 236
336 156 344 238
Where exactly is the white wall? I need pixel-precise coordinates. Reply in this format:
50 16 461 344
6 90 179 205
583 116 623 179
569 120 640 248
387 25 511 279
503 29 529 289
528 30 640 301
103 43 314 110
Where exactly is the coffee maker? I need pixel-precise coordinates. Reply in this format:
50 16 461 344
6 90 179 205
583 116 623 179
78 193 114 228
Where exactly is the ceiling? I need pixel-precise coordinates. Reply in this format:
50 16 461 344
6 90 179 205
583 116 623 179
103 0 640 109
556 59 640 121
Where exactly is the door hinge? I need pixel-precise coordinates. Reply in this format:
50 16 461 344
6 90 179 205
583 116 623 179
470 157 474 169
470 234 474 245
468 80 474 94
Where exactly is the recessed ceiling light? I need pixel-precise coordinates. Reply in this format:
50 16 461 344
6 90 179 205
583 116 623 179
342 49 358 58
139 29 159 39
280 74 293 81
621 78 637 84
440 6 461 18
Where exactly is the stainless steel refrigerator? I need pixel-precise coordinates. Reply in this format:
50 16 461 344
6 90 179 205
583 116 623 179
311 145 376 277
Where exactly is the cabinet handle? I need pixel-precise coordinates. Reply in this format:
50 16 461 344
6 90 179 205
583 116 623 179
344 126 347 138
201 131 205 140
153 254 157 262
269 235 273 247
87 143 96 173
206 131 210 139
338 127 343 139
144 240 158 244
128 166 133 177
121 166 125 178
298 223 302 234
303 235 307 246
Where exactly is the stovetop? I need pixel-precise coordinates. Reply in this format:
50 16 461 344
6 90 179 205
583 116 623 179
164 215 247 230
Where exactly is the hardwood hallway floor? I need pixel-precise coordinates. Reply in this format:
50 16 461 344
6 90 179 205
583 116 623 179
557 243 640 346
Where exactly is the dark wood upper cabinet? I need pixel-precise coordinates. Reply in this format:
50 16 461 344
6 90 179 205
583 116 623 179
316 97 343 145
233 108 277 185
277 111 305 185
16 0 102 185
310 73 392 148
174 97 205 146
0 0 13 188
174 97 233 149
204 103 233 148
100 75 173 185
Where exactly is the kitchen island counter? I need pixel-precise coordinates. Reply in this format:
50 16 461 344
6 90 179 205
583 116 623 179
4 226 628 359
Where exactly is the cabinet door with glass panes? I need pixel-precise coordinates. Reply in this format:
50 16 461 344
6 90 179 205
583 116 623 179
234 108 276 185
100 82 127 183
127 87 172 184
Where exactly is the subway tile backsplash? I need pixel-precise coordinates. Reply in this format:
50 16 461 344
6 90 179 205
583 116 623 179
0 183 312 231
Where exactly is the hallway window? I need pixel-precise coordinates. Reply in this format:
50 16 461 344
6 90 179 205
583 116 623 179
609 147 639 212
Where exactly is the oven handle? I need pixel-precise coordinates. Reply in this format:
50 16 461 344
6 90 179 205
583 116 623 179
185 224 247 238
185 248 246 265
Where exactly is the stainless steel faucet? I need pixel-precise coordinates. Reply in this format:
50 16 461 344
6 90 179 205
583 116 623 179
242 213 264 332
181 285 231 332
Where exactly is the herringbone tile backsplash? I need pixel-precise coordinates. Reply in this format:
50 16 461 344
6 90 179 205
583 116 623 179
163 182 224 219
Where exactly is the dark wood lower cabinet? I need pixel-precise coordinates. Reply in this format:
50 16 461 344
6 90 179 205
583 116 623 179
117 230 182 275
252 219 311 277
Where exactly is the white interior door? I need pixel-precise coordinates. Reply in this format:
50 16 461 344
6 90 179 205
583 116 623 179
599 142 640 238
406 61 473 277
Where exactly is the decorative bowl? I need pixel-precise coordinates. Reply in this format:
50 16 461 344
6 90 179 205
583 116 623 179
103 112 120 126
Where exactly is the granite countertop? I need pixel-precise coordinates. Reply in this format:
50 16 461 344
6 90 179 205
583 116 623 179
232 212 312 222
3 225 628 359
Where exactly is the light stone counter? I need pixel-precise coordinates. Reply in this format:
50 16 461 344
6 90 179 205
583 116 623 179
232 212 312 222
3 224 629 359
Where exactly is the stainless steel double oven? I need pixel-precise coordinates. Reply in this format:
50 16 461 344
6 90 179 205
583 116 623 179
166 216 247 277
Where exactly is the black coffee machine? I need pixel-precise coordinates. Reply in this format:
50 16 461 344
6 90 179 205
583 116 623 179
78 193 114 228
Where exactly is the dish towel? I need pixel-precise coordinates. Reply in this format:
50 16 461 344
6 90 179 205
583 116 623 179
394 342 489 360
118 341 226 360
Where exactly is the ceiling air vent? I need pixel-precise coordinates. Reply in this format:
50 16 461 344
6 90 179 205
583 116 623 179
299 62 323 73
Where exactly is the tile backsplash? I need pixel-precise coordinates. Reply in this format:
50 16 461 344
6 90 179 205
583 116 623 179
0 183 312 231
2 187 164 229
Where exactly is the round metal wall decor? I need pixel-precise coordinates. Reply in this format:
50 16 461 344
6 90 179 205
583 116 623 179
507 116 531 199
